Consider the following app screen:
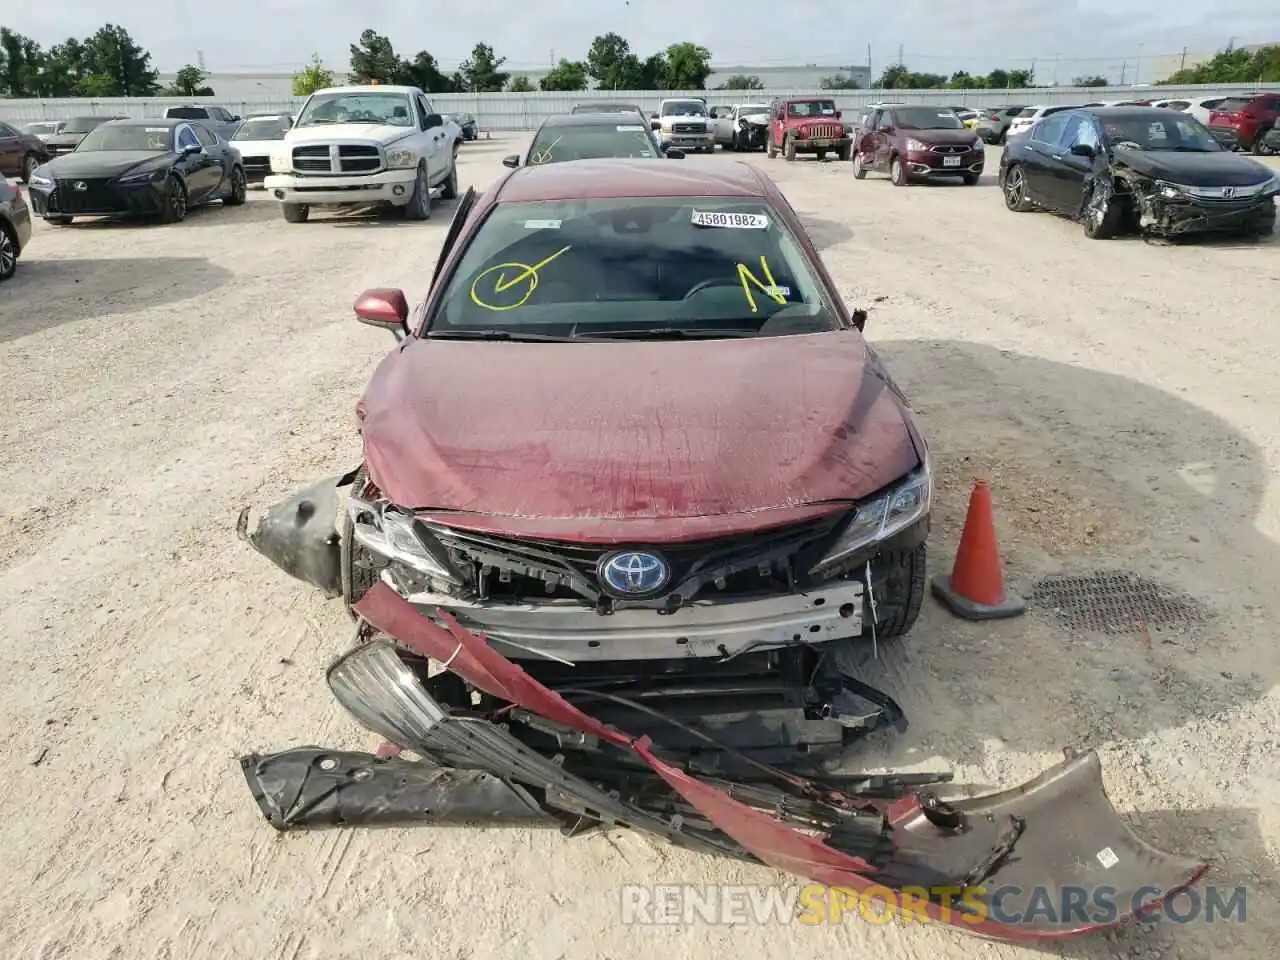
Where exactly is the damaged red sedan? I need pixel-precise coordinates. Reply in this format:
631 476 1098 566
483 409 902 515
238 158 1206 942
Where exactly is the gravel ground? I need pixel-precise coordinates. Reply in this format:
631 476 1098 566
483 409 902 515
1 140 1278 960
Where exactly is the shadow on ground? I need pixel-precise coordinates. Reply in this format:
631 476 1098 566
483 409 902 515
0 257 233 341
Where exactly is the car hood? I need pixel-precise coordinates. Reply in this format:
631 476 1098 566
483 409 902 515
741 113 770 125
359 331 921 539
44 133 86 148
42 151 170 178
902 128 980 144
287 123 415 145
1113 148 1276 187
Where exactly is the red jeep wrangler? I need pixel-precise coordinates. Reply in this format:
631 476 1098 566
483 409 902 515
767 97 852 162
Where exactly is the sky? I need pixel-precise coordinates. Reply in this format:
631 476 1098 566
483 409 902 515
5 0 1278 77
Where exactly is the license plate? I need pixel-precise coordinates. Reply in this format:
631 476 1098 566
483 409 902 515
943 155 962 167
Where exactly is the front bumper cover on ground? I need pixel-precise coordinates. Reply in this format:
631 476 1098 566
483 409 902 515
239 582 1208 943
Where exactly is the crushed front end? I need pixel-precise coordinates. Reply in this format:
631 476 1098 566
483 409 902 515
1111 168 1279 238
239 587 1209 943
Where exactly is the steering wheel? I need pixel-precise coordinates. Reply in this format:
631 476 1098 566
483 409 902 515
682 277 743 300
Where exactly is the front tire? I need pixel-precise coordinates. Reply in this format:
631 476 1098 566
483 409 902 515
282 202 309 223
0 222 18 281
863 543 927 641
767 139 778 159
158 176 187 223
1081 182 1124 239
441 158 458 200
836 143 851 162
852 152 868 179
1002 164 1032 211
223 166 247 206
784 136 796 161
21 153 39 184
340 467 383 619
402 164 431 221
890 156 908 186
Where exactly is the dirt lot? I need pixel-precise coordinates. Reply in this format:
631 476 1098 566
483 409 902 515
1 140 1278 960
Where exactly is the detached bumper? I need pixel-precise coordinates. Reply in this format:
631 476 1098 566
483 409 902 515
263 168 417 206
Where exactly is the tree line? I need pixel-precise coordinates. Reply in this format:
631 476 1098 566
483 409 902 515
1158 43 1280 84
0 24 169 97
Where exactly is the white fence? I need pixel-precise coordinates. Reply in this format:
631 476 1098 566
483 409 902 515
0 84 1260 131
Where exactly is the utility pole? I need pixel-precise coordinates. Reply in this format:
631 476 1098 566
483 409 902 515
1119 61 1127 85
867 43 872 87
897 44 903 67
197 49 206 71
1179 46 1187 71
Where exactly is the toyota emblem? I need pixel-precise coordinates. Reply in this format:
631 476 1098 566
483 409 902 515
72 181 87 192
598 550 670 597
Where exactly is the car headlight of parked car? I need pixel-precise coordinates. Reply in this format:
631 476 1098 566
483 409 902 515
386 148 418 169
28 173 52 187
348 498 460 585
905 138 928 152
117 168 166 185
270 150 291 173
811 451 933 572
1259 175 1280 195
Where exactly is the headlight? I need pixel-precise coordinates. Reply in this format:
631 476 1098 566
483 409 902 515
269 150 291 173
117 169 165 185
905 138 927 152
327 641 446 748
971 138 984 150
1155 180 1184 200
386 148 417 169
1260 175 1280 195
812 454 933 572
29 173 52 187
348 498 460 584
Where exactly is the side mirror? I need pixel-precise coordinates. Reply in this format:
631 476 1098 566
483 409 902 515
649 112 659 119
835 110 842 119
182 142 203 155
877 124 893 134
850 308 868 332
1069 143 1095 158
666 148 685 159
354 288 410 337
650 120 661 131
502 154 520 168
232 115 241 122
424 113 444 130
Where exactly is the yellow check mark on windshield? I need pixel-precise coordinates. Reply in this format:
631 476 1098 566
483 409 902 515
470 244 573 310
492 245 572 293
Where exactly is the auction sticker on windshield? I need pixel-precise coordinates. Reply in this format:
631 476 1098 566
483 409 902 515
691 210 770 229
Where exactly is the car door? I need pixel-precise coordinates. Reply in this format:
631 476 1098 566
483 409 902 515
874 109 896 169
1042 112 1102 211
1020 113 1069 208
0 122 22 177
416 94 445 183
173 124 215 200
194 123 232 195
770 103 786 149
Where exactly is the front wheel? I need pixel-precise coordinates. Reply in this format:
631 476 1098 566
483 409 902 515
767 139 777 159
21 153 39 184
441 159 458 200
402 165 431 221
282 202 309 223
0 223 17 281
836 143 852 162
852 152 868 179
223 166 247 206
890 156 908 186
862 543 927 642
1254 136 1275 157
1002 164 1032 211
1081 183 1125 239
158 176 187 223
784 137 797 161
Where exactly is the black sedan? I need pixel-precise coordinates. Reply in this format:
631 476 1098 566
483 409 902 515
999 106 1277 239
503 112 682 168
26 118 247 225
38 115 124 157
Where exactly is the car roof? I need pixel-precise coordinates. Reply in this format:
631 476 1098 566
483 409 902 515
539 112 648 130
496 158 770 203
109 118 183 128
1084 106 1187 119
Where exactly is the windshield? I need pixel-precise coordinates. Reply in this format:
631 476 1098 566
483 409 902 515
75 124 172 152
233 117 291 141
661 100 707 117
1213 98 1251 113
24 121 62 135
787 100 838 118
1101 115 1222 152
62 117 110 134
297 92 414 126
893 107 964 130
528 124 660 163
574 103 638 113
1017 107 1040 118
428 197 839 339
738 104 769 115
165 107 208 119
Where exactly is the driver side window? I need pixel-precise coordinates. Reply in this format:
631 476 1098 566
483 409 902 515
415 96 430 128
192 123 217 146
1062 115 1099 150
1031 114 1067 146
176 125 200 150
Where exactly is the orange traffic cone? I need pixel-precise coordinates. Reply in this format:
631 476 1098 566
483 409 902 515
930 479 1026 620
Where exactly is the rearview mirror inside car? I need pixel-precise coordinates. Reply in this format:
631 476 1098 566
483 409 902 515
666 148 685 159
1069 143 1095 158
502 154 520 168
353 288 410 337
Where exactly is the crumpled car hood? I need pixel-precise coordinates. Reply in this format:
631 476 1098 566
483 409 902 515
359 330 919 536
1113 147 1276 187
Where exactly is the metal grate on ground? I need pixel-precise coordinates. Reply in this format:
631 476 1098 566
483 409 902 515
1029 570 1212 635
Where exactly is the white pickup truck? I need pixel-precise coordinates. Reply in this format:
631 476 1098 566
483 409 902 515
649 98 714 153
709 102 772 151
264 84 462 223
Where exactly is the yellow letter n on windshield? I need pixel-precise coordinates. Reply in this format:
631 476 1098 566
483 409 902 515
737 256 788 313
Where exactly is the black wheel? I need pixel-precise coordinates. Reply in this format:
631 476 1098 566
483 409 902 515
784 136 796 161
1002 164 1032 211
46 215 74 226
836 143 852 162
158 176 187 223
340 467 384 619
402 164 431 221
890 155 908 186
996 130 1007 145
21 153 39 184
1081 182 1125 239
0 222 17 281
766 139 777 159
282 202 309 223
441 158 458 200
851 151 868 179
224 166 247 206
962 172 979 185
862 543 927 641
816 148 828 161
1254 136 1275 157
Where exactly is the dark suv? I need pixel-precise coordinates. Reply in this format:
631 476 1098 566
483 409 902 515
1207 93 1280 152
852 104 986 186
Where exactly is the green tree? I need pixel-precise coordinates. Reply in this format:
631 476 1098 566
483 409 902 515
875 64 946 89
507 74 535 92
39 39 87 96
349 29 403 84
1006 68 1034 87
459 42 509 92
402 50 457 91
292 54 333 95
717 74 763 90
80 24 159 95
164 64 214 97
587 32 642 89
76 74 116 96
0 28 46 97
1072 74 1109 87
539 59 588 91
819 73 860 89
661 42 712 89
1159 44 1280 84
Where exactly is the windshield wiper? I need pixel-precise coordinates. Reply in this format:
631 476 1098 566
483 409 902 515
572 327 759 340
427 329 573 342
